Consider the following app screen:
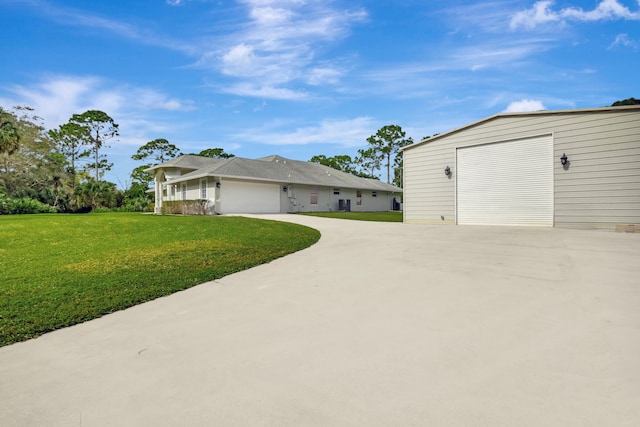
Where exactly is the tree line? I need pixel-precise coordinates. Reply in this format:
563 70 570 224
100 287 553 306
0 105 237 214
310 124 426 187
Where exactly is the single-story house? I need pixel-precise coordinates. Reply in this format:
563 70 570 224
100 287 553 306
402 105 640 230
146 155 402 214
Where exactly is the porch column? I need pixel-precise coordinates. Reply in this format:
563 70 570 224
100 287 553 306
154 174 163 214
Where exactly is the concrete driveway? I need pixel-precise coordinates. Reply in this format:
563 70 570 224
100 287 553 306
1 215 639 426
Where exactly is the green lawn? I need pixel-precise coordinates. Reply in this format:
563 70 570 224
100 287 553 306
298 211 403 222
0 213 320 346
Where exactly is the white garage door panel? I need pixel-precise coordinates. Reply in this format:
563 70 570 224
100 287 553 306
457 136 553 226
221 180 280 213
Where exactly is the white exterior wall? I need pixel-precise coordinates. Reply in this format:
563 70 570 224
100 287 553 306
403 108 640 229
285 184 397 212
156 173 401 215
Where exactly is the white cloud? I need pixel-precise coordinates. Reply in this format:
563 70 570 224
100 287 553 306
201 1 367 98
232 116 377 147
510 1 560 29
562 0 640 21
511 0 640 30
220 83 307 100
504 99 546 112
609 33 638 49
17 1 196 55
306 66 344 85
1 75 196 129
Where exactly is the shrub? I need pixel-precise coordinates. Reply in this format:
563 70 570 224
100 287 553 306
0 197 56 215
161 200 209 215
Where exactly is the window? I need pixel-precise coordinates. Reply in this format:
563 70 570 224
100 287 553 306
200 179 207 199
333 188 340 195
372 191 377 197
310 187 318 205
356 190 362 205
171 185 176 198
181 183 187 200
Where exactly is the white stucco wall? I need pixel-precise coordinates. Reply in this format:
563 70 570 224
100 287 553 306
285 184 398 212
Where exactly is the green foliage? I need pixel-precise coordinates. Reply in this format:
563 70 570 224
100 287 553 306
0 106 73 211
48 122 90 186
0 197 56 214
74 179 122 210
161 199 209 215
299 211 403 222
310 154 357 174
131 164 154 185
611 97 640 106
366 124 413 184
310 154 379 179
0 107 21 156
132 138 181 163
130 139 180 187
68 110 119 181
196 147 235 158
0 213 320 346
354 147 383 179
121 181 152 212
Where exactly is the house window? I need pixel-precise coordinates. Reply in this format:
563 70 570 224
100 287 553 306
372 191 377 197
200 179 207 199
333 188 340 195
357 190 362 205
310 187 318 205
181 183 187 200
171 185 176 199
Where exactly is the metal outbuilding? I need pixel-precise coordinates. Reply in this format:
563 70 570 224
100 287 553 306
402 106 640 230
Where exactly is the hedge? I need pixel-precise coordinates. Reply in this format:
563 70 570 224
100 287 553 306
161 200 210 215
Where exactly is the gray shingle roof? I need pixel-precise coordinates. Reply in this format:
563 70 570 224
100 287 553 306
160 154 401 192
144 155 223 172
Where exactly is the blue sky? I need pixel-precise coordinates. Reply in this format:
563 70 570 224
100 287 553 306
1 0 639 186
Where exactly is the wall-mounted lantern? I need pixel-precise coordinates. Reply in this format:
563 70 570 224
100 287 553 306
560 153 568 166
444 166 451 176
283 186 288 192
216 181 221 188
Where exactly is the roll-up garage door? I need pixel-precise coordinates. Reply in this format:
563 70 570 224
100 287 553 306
456 135 553 226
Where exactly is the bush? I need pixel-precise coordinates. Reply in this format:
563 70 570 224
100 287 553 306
161 200 209 215
0 197 56 215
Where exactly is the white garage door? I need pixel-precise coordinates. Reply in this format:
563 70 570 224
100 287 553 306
220 180 280 214
457 135 553 226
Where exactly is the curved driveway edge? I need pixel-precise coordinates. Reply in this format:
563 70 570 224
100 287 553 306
1 214 639 426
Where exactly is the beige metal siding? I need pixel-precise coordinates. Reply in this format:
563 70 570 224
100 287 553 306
403 142 455 224
554 110 640 229
403 108 640 229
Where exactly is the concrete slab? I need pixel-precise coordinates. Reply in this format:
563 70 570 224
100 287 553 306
1 215 639 426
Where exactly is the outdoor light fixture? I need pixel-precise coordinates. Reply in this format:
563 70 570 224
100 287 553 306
216 182 221 188
283 186 288 192
560 153 568 166
444 166 451 176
